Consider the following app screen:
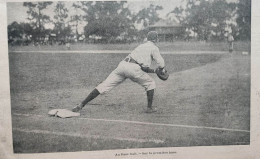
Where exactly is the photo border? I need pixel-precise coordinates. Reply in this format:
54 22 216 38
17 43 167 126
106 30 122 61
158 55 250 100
1 0 259 158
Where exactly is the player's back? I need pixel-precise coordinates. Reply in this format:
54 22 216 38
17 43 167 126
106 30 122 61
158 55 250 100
129 41 159 67
131 41 158 56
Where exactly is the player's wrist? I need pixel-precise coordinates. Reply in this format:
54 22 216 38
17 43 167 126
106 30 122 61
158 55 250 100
147 68 155 73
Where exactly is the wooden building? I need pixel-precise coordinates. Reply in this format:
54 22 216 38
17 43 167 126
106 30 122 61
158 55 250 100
148 19 183 42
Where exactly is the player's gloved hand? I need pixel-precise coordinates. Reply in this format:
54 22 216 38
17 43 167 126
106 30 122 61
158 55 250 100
155 67 169 81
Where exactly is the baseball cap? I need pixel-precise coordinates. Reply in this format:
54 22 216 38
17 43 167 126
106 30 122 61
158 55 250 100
147 31 158 42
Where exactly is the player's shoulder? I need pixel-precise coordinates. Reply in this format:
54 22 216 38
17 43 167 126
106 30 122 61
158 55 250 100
150 42 160 51
145 41 159 49
136 41 159 52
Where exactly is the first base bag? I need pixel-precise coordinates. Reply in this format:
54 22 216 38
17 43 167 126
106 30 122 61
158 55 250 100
48 109 80 118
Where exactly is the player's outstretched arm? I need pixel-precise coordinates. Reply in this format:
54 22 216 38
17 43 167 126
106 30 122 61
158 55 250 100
141 66 155 73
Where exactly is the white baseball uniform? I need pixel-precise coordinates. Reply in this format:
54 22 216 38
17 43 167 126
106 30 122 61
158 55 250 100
95 41 165 94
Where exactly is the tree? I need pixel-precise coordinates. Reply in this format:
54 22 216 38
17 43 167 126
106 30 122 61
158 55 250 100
23 2 53 42
8 22 33 45
236 0 251 40
8 22 23 40
21 22 34 37
53 2 71 42
168 7 188 40
69 2 84 41
209 0 236 40
133 4 163 28
171 0 236 41
53 2 68 23
81 1 135 42
170 7 184 23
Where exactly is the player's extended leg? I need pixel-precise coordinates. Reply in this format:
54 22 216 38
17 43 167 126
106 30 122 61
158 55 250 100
72 67 126 112
72 88 100 112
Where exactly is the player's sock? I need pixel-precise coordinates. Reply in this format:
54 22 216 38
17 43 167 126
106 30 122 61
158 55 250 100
81 88 100 107
147 89 154 108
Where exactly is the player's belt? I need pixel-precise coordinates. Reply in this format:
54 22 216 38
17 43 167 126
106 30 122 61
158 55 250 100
124 56 139 64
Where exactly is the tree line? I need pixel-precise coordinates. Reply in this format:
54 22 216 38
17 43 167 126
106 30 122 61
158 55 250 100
8 0 251 46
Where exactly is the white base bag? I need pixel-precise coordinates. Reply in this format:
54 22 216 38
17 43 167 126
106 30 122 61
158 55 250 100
48 109 80 118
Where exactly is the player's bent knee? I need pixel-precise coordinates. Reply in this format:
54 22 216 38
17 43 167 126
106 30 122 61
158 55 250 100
145 80 156 91
95 83 111 94
95 86 105 94
95 85 113 94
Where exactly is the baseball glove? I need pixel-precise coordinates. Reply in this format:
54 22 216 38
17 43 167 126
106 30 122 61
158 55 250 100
155 67 169 81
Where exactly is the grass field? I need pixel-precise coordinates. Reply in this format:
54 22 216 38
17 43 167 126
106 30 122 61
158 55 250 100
9 50 250 153
8 41 251 53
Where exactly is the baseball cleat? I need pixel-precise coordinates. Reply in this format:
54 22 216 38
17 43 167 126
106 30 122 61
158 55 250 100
145 107 158 113
72 104 83 112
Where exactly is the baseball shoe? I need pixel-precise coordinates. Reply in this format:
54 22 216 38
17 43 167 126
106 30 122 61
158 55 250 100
72 104 83 112
145 107 158 113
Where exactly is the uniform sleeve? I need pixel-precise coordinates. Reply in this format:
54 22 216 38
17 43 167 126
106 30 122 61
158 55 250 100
151 47 165 68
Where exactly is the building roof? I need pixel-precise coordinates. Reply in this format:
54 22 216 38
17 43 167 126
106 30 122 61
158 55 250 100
148 19 181 28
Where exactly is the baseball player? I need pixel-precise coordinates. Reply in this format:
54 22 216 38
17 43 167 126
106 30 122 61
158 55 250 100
72 31 166 113
227 33 234 53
